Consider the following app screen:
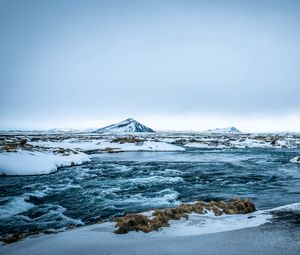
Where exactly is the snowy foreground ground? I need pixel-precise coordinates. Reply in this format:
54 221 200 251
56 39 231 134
1 131 300 175
1 203 300 255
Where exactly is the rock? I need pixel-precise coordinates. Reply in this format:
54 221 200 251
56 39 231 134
290 156 300 163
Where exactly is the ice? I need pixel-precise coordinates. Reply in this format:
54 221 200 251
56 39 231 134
156 210 272 237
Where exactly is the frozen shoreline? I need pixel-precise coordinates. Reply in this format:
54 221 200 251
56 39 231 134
1 202 299 255
1 218 299 255
0 150 90 176
0 140 184 176
1 131 300 176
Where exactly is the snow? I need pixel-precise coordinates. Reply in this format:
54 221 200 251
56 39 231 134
157 210 271 237
184 143 210 148
1 202 299 255
229 138 273 148
0 140 183 176
184 143 226 149
96 118 154 133
100 141 185 152
29 140 101 151
29 140 185 152
0 150 90 176
204 127 241 134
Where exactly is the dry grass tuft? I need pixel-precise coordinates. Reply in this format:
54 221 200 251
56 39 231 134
111 137 144 144
114 198 256 234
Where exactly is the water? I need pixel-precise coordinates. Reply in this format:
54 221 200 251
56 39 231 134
1 147 300 236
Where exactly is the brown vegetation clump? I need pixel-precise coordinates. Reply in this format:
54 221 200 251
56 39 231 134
1 143 18 152
254 135 266 140
103 147 121 153
114 214 151 234
114 198 256 234
53 147 76 156
111 137 144 144
0 138 33 152
172 139 187 145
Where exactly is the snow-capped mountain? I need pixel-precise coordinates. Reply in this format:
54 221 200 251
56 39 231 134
95 118 155 133
47 128 83 133
204 127 241 134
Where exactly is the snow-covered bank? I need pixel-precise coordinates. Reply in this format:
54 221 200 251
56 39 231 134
184 142 226 149
100 141 185 152
29 140 185 152
1 202 299 255
0 150 90 175
0 135 184 176
183 137 299 149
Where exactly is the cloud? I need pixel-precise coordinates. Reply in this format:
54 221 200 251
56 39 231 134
0 0 300 131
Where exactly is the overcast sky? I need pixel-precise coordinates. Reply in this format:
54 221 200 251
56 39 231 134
1 0 300 132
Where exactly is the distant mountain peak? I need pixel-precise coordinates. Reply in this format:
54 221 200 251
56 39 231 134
95 118 155 133
205 126 241 134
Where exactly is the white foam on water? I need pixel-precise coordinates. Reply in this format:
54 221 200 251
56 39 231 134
50 183 83 192
126 176 184 185
113 189 180 207
101 187 122 195
290 155 300 164
0 197 35 219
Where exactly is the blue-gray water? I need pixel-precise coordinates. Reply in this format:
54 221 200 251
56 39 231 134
1 147 300 236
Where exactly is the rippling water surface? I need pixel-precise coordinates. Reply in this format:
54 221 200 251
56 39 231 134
1 147 300 236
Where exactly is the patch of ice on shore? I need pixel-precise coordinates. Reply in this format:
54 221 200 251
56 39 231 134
151 201 300 237
0 150 90 175
268 202 300 211
184 143 226 149
156 210 272 237
184 143 210 148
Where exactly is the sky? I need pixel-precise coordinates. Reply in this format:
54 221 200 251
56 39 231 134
0 0 300 132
